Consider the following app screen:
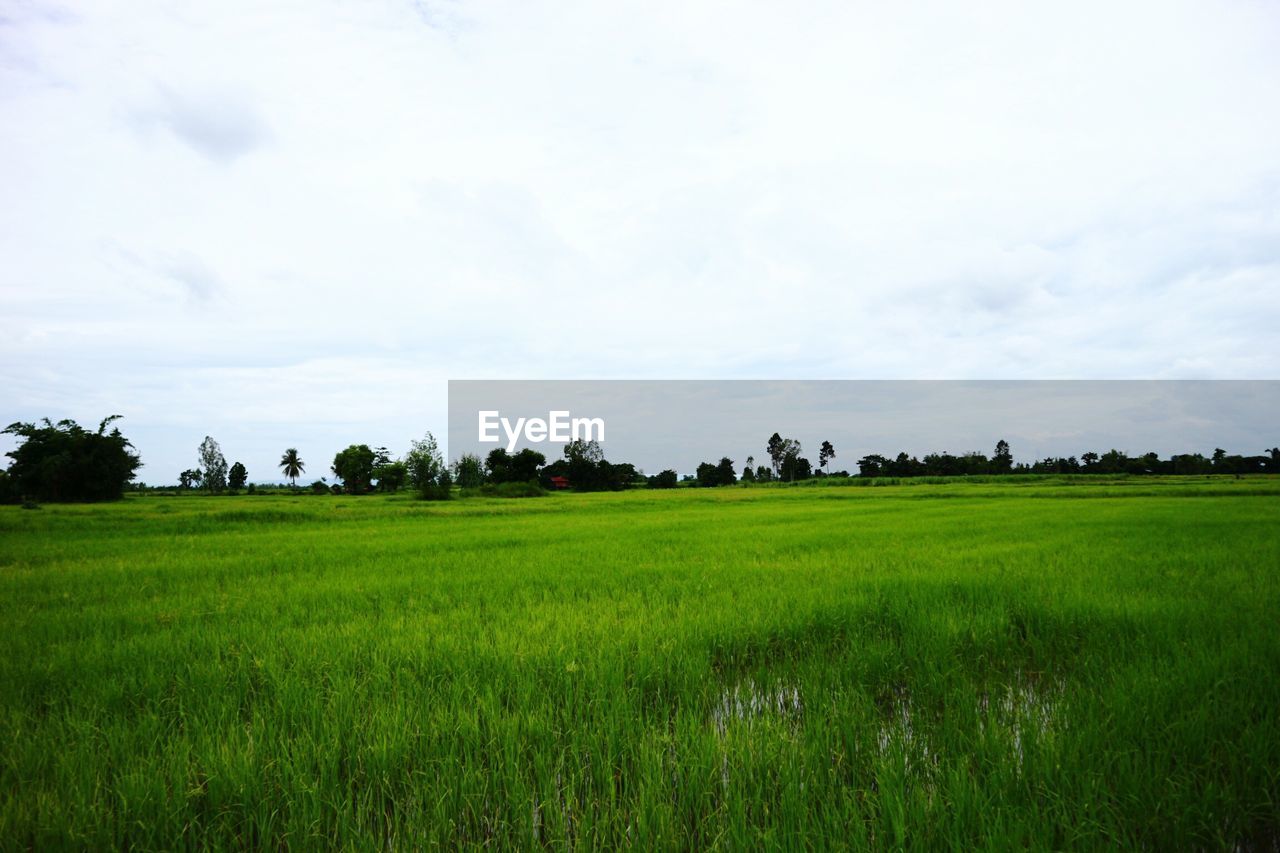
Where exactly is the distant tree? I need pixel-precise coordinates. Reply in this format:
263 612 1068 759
228 461 248 490
857 454 888 477
1171 453 1210 475
452 453 485 488
405 432 451 500
694 457 739 487
564 439 606 491
741 465 755 482
1081 451 1099 471
510 448 546 482
780 452 811 481
279 448 305 488
1096 449 1128 474
755 464 772 482
374 460 407 492
372 446 392 467
3 416 142 502
819 440 835 473
179 468 202 490
198 437 228 493
1212 447 1227 468
993 439 1013 473
486 447 546 484
564 439 604 464
765 433 805 479
767 433 785 478
332 444 376 494
647 469 678 489
485 448 511 482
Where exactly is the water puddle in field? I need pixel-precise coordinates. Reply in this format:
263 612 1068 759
975 672 1066 766
871 673 1065 783
711 679 804 735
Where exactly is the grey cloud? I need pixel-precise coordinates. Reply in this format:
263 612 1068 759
143 86 271 165
157 252 222 301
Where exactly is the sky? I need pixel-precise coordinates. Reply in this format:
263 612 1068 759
447 381 1280 475
2 1 1278 482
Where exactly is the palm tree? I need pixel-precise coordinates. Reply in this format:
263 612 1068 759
279 448 305 488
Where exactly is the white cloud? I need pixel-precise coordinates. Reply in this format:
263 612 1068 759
1 0 1278 480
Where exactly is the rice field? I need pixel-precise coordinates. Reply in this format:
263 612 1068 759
1 479 1278 849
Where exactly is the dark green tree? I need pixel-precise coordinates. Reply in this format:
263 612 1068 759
279 448 305 488
819 440 835 473
767 433 785 477
374 461 408 492
3 416 142 502
452 453 485 488
647 469 678 488
228 461 248 490
485 448 546 484
198 437 228 493
405 432 451 500
857 454 888 477
780 452 811 481
993 439 1013 473
332 444 376 494
767 435 802 479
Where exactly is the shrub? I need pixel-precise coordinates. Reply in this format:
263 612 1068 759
310 480 329 495
647 469 679 489
407 433 452 500
461 481 546 499
2 416 141 502
418 471 453 501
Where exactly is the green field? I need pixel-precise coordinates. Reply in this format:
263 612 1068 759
2 480 1278 849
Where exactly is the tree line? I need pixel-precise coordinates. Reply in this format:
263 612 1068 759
3 416 1278 503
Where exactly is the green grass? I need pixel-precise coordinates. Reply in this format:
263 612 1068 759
2 480 1278 849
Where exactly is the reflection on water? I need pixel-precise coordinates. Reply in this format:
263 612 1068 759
712 679 804 735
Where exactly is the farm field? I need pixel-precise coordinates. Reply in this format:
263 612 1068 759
2 479 1278 849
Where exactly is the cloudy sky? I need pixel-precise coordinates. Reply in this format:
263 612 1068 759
2 1 1278 481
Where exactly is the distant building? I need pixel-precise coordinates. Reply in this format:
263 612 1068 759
548 476 570 490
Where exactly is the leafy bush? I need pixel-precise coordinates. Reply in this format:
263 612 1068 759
406 433 452 500
3 416 141 502
310 480 329 495
647 469 678 489
332 445 375 494
452 453 485 488
418 471 453 501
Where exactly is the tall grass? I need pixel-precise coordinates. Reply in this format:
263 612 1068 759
1 480 1277 848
